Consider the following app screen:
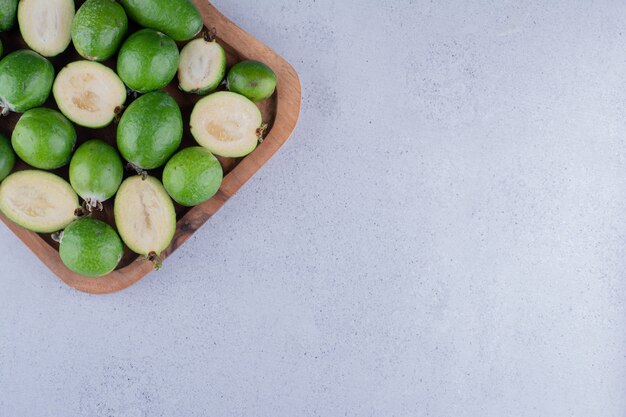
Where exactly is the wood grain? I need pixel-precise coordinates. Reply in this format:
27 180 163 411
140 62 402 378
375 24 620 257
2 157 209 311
0 0 301 294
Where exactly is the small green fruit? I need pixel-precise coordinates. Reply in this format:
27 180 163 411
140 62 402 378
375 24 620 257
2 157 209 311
69 140 124 207
117 91 182 170
0 50 54 114
118 0 202 41
117 29 179 93
72 0 128 61
59 218 124 277
12 108 76 170
0 0 18 31
18 0 75 57
114 175 176 261
190 91 263 158
0 133 15 181
227 60 277 102
163 147 223 206
0 170 78 233
178 37 226 95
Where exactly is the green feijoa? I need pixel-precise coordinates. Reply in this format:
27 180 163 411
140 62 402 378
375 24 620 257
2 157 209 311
12 108 76 170
163 147 223 206
227 60 277 102
0 0 18 31
178 37 226 95
0 40 3 58
118 0 202 41
72 0 128 61
18 0 75 57
69 140 123 207
0 50 54 114
0 133 15 181
117 29 179 93
59 218 123 277
117 91 182 170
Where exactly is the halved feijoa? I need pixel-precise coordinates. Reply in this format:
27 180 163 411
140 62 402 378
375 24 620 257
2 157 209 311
117 91 182 170
227 60 277 102
118 0 202 42
0 0 18 31
72 0 128 61
117 29 179 93
163 147 223 207
12 108 76 170
190 91 263 158
0 133 15 181
114 176 176 262
69 139 123 207
0 170 78 233
0 50 54 114
59 218 123 277
178 37 226 95
18 0 75 57
53 61 126 128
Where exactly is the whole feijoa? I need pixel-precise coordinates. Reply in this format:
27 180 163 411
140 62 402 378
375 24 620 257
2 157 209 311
69 140 124 207
0 0 18 31
0 133 15 181
72 0 128 61
18 0 75 57
118 0 202 41
227 60 277 102
0 50 54 114
117 29 179 93
117 91 182 170
163 147 223 206
59 218 124 277
12 108 76 169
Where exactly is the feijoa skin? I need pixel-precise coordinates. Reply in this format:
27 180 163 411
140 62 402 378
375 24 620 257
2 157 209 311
72 0 128 61
0 50 54 114
117 91 182 170
12 108 77 170
227 60 277 102
118 0 202 41
163 147 223 206
59 218 124 277
0 0 18 31
69 140 124 206
117 29 179 93
0 134 15 182
18 0 75 57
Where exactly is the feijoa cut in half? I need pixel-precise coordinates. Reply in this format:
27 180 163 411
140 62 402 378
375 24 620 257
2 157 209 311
0 133 15 182
178 37 226 95
0 50 54 114
163 147 223 207
118 0 202 42
114 176 176 267
117 91 182 170
227 60 277 102
69 139 124 208
190 91 263 158
12 108 76 170
117 29 179 93
59 218 124 277
18 0 75 57
53 61 127 128
0 170 78 233
0 0 18 31
72 0 128 61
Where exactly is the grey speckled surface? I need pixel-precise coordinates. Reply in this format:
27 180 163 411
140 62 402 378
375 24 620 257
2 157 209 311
1 1 626 416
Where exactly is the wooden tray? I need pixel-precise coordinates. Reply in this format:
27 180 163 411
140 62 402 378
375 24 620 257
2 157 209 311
0 0 301 294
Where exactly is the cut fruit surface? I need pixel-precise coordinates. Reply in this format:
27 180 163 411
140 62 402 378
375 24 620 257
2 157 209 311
114 176 176 257
178 38 226 95
53 61 126 128
0 170 78 233
190 92 263 158
18 0 74 57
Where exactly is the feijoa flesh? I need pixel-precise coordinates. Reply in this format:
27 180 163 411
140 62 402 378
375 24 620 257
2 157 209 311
18 0 75 57
178 37 226 95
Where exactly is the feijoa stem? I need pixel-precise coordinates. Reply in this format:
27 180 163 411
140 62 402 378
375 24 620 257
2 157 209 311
126 162 148 180
203 27 217 42
74 206 90 218
147 252 163 270
51 231 63 243
257 123 269 143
